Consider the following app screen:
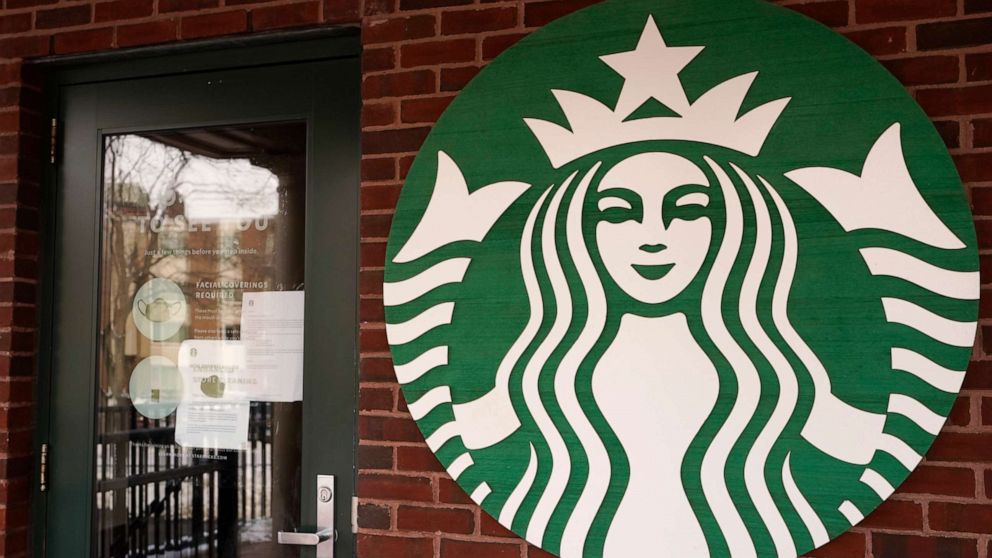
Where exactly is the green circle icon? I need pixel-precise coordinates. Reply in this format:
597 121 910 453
129 356 184 420
132 277 187 341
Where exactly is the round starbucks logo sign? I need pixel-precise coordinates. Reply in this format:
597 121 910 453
383 1 979 556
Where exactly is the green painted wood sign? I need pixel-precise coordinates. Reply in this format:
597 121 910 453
382 1 979 556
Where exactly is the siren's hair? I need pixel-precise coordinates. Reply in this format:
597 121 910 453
492 151 825 557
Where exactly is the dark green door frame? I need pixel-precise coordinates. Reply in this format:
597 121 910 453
35 29 361 557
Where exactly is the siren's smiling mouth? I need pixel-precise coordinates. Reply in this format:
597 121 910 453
632 263 675 280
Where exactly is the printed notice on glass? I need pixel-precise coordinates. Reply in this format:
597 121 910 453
240 291 304 402
175 401 250 451
178 340 250 401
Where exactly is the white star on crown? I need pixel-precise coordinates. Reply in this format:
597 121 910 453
524 16 792 168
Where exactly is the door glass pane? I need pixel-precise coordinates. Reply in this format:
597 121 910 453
95 122 307 557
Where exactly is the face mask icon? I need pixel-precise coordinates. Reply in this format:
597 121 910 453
136 298 183 323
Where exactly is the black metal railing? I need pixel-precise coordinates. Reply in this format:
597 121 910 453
95 403 274 558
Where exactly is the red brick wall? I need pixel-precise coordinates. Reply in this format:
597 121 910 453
1 0 991 557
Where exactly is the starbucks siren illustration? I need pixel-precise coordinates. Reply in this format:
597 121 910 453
383 2 979 557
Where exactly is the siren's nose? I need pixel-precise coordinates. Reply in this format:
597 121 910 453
639 243 667 254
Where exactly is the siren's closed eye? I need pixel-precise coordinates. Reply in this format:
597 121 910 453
598 197 633 211
676 192 709 208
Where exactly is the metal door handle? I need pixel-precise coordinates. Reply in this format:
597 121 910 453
277 527 334 546
276 474 335 557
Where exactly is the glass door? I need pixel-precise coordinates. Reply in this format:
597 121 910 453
42 38 359 558
96 123 306 557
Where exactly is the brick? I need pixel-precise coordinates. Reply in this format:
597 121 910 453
483 32 527 60
251 1 321 31
358 443 393 470
359 473 433 502
361 212 393 238
159 0 218 12
360 356 395 382
360 415 422 442
360 325 389 351
0 36 49 59
968 52 992 82
36 5 92 29
928 432 992 462
919 85 992 118
524 0 602 27
441 7 518 35
364 0 395 17
0 14 31 35
362 157 397 182
966 0 992 13
399 0 470 10
901 464 977 498
933 119 960 149
360 269 385 295
856 0 956 23
441 65 481 91
860 499 924 530
53 28 114 55
873 533 978 558
397 445 443 472
982 396 992 425
180 11 248 40
365 15 436 44
963 361 992 390
0 379 33 404
882 55 959 86
949 395 972 426
843 26 907 56
400 95 454 123
358 503 392 530
918 17 992 51
399 154 415 179
528 547 557 558
358 534 434 558
4 0 55 7
364 47 396 72
95 0 153 22
397 505 475 534
362 241 388 268
360 294 385 323
440 540 520 558
480 512 515 538
786 1 849 27
360 386 394 411
401 38 475 68
325 0 361 24
956 153 992 183
117 19 179 47
362 184 401 211
930 502 992 533
986 469 992 496
806 531 866 558
438 477 473 505
363 127 431 155
364 70 436 98
364 101 396 128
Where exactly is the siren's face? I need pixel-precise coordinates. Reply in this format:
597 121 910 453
596 152 711 304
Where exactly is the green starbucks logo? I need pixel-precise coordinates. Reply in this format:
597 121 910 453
384 2 979 557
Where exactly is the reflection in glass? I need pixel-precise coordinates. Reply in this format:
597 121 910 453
95 122 306 557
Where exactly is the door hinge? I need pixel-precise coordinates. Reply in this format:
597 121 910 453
351 497 358 534
39 443 48 492
49 118 59 165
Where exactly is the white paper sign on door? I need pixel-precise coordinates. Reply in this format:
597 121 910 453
175 401 250 451
240 291 304 402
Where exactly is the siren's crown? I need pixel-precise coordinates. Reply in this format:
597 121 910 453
525 16 792 169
